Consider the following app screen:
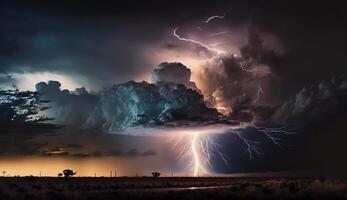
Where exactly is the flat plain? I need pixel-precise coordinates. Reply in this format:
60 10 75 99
0 177 347 199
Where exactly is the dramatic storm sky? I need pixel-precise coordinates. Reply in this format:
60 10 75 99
1 0 347 176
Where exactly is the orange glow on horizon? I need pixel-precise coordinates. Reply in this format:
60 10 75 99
0 156 166 177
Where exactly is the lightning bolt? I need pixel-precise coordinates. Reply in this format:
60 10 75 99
173 28 225 54
170 122 295 177
204 14 226 23
254 85 264 103
239 61 257 72
209 31 229 36
191 132 203 176
238 60 268 104
168 14 295 176
235 132 261 160
239 61 271 75
230 124 296 161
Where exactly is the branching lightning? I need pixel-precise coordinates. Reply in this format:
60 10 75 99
239 61 257 72
173 28 225 54
170 123 294 176
169 14 294 177
239 61 268 104
235 132 261 160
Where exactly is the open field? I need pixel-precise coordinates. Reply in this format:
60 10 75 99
0 177 347 199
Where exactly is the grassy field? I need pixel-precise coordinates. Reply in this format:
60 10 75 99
0 177 347 199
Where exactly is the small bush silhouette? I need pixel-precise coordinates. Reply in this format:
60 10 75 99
62 169 76 179
152 172 160 178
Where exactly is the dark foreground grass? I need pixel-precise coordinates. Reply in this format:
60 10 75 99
0 177 347 199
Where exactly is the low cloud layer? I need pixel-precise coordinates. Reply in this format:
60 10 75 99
271 74 347 125
42 147 157 158
35 80 98 127
0 89 58 134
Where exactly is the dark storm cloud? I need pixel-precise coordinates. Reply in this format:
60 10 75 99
1 0 346 91
106 149 157 157
198 29 281 122
67 144 84 148
151 62 200 91
87 79 220 132
214 75 347 174
42 147 69 156
0 74 15 89
268 75 347 176
70 149 157 158
0 89 58 134
0 89 60 157
152 62 191 85
0 1 181 89
1 142 157 158
240 28 283 68
271 74 347 126
8 142 45 156
35 80 98 126
244 1 347 95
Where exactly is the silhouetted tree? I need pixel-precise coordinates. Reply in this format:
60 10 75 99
58 173 63 177
63 169 77 179
152 171 160 178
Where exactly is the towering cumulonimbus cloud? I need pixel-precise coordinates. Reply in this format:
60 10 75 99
34 63 220 133
33 37 283 133
86 81 219 132
151 62 200 92
152 62 191 84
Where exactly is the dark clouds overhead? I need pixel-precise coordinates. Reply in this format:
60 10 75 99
1 0 346 91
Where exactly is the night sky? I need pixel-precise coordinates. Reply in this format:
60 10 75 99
1 0 347 177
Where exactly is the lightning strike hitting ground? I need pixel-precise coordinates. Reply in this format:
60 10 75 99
169 123 294 176
169 15 294 176
191 133 203 176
